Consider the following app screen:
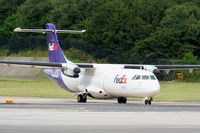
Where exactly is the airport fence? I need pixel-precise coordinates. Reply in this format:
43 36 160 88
1 36 200 81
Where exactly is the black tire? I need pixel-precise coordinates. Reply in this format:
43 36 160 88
117 98 121 103
117 97 122 104
122 97 127 104
145 100 148 105
148 100 151 105
77 95 83 103
82 94 87 103
117 97 127 104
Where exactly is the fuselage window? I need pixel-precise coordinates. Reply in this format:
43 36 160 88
135 75 141 80
142 75 149 80
132 75 137 80
150 75 156 80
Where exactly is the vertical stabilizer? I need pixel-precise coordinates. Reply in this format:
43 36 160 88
45 23 67 63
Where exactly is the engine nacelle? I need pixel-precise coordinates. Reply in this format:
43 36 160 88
143 65 160 75
61 63 81 78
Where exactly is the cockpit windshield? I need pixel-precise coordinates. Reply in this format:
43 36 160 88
142 75 149 80
132 75 156 80
135 75 141 80
150 75 156 80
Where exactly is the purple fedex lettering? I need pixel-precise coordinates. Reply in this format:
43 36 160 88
114 75 127 84
114 75 120 83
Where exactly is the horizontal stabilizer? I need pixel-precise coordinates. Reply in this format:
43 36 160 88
57 30 86 34
14 28 53 33
14 28 86 34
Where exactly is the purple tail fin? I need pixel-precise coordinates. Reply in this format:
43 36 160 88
45 23 67 63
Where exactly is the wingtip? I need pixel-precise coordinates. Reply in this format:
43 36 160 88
82 30 86 33
14 28 22 32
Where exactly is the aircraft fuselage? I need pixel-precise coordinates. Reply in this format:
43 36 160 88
58 64 160 99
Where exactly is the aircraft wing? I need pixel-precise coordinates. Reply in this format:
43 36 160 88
123 64 200 74
76 63 94 68
155 65 200 70
0 61 93 68
124 64 200 70
1 60 200 70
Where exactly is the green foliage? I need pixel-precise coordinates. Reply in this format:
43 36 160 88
3 48 104 63
0 49 9 56
132 2 200 61
0 14 21 36
1 0 200 63
63 48 95 63
17 0 52 27
182 51 198 61
0 0 25 25
9 49 48 57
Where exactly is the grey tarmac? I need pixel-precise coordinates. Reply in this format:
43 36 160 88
0 97 200 133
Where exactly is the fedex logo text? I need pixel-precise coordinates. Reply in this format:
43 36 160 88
114 75 127 84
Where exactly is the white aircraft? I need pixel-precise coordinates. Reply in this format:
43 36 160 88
1 23 200 105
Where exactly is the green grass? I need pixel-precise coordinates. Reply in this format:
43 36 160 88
155 82 200 102
1 77 200 102
0 77 74 98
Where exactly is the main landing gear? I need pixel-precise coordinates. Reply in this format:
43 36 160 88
117 97 127 104
144 97 153 105
77 94 87 103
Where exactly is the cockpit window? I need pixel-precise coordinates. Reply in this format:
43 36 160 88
132 75 137 80
133 75 156 80
150 75 156 80
142 75 149 80
135 75 141 80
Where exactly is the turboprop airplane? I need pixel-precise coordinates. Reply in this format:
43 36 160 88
1 23 200 105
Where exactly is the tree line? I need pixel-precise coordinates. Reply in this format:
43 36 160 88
1 0 200 64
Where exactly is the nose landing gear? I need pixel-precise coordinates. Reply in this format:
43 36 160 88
144 97 153 105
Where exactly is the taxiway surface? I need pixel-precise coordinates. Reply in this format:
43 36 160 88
0 97 200 133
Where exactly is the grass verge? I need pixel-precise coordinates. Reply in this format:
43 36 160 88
0 77 74 98
155 81 200 102
0 77 200 102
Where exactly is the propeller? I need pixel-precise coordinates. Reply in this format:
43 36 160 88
141 52 173 81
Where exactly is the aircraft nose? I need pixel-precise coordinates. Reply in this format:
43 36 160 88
149 82 160 96
143 81 160 96
152 85 160 94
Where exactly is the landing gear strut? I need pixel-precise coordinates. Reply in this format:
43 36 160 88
144 97 153 105
77 94 87 103
117 97 127 104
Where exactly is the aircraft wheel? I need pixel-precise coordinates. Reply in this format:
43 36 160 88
148 97 153 105
117 97 127 104
122 97 127 104
77 95 83 103
144 97 153 105
145 100 148 105
117 98 122 104
77 94 87 103
82 94 87 103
